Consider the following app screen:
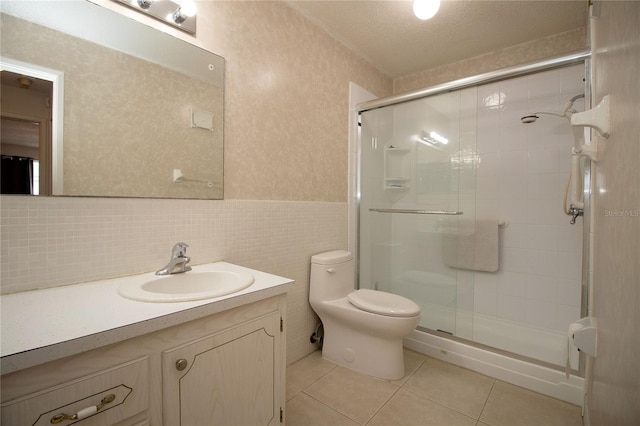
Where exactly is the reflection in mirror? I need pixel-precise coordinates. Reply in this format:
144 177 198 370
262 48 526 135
1 72 52 195
0 0 225 199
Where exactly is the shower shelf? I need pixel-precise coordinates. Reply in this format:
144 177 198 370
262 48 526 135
384 177 409 190
384 147 411 190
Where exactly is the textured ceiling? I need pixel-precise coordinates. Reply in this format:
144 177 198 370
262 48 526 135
287 0 588 78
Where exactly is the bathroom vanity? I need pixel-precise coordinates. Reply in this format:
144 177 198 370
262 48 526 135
0 262 292 425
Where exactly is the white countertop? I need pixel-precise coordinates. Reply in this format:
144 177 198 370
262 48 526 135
0 262 293 375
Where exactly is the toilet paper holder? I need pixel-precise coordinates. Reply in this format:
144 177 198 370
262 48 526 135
571 317 597 357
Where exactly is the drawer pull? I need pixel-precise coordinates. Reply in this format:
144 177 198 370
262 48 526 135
50 393 116 424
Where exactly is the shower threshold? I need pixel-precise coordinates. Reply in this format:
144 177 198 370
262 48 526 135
404 327 584 407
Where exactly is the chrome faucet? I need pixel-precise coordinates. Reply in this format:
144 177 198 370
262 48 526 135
569 205 584 225
156 242 192 275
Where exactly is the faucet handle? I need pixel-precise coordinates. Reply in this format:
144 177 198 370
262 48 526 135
171 242 189 258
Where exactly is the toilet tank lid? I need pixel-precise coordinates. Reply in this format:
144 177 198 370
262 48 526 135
311 250 352 265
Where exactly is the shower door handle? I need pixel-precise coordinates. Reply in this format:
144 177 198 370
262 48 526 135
369 208 463 215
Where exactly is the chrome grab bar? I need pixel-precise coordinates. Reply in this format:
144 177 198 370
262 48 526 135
369 209 463 215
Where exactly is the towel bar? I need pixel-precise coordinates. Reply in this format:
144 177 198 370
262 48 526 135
369 209 463 215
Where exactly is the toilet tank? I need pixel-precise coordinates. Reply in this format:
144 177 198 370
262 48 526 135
310 250 355 303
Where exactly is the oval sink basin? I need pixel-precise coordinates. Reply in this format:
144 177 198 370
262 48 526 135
118 271 254 302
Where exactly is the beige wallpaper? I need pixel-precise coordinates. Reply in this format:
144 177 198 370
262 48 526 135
1 13 223 199
588 1 640 424
394 27 587 94
217 1 392 201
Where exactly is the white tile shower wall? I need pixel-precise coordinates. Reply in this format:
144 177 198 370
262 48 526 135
473 64 584 334
0 196 347 364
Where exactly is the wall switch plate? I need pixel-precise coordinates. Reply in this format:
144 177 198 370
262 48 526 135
191 108 214 131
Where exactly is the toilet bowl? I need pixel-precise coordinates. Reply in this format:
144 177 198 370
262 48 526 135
309 250 420 380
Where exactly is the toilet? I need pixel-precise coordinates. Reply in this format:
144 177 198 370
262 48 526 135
309 250 420 380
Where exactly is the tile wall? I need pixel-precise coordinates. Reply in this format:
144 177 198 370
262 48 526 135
472 64 585 334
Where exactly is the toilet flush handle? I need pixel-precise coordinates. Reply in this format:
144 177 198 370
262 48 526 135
326 268 336 274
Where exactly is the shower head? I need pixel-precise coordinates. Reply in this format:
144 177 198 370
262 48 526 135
521 115 539 124
520 94 585 125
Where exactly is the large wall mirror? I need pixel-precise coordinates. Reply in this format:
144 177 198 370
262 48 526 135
0 1 225 199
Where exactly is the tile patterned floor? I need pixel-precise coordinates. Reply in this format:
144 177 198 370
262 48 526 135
285 349 582 426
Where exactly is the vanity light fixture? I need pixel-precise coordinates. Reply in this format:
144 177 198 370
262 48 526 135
137 0 154 10
113 0 197 34
413 0 440 20
172 0 196 24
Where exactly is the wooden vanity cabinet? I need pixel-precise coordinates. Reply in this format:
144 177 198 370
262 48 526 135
1 295 287 426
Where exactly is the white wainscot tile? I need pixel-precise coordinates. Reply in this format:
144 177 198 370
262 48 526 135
527 71 561 99
526 224 558 250
525 299 557 329
476 152 500 176
526 249 558 277
528 146 561 174
499 124 528 152
496 294 526 322
497 271 526 296
476 120 501 154
499 100 530 126
477 83 503 108
499 174 528 201
473 272 498 293
475 199 500 221
476 175 501 200
525 97 560 121
474 289 497 317
500 200 527 224
525 275 558 302
527 174 561 200
557 278 582 307
559 64 586 94
526 199 559 225
500 247 527 272
500 150 528 176
557 225 584 253
500 77 530 104
557 251 583 280
501 223 527 248
557 304 582 332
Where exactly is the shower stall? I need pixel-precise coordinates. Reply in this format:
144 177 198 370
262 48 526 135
356 52 590 404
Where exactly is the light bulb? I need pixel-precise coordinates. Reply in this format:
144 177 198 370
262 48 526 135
413 0 440 20
180 0 196 17
172 0 196 24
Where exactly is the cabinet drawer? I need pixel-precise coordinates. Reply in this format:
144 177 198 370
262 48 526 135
1 357 149 426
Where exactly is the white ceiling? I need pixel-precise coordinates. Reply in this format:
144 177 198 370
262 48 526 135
286 0 588 79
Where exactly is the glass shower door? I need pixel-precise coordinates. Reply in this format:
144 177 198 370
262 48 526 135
358 89 477 336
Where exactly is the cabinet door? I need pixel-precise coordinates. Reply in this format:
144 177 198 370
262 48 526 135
163 312 281 425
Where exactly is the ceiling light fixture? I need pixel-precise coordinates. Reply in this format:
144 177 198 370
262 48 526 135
413 0 440 20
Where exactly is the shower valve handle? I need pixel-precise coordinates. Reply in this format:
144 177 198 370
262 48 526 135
569 206 583 225
326 269 336 274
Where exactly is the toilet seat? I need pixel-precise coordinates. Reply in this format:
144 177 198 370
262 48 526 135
347 289 420 317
